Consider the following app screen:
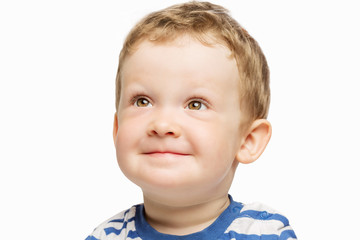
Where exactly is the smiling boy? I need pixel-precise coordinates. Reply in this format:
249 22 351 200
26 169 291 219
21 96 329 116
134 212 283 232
86 2 297 240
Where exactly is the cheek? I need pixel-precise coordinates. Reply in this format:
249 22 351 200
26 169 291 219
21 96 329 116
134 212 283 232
191 120 239 164
114 127 129 167
114 119 139 160
114 122 142 181
116 112 144 141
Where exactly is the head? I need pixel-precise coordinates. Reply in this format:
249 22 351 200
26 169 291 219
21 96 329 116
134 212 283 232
115 1 270 124
113 1 271 206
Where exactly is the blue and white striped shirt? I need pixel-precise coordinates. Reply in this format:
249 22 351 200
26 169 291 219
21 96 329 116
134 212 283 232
86 196 297 240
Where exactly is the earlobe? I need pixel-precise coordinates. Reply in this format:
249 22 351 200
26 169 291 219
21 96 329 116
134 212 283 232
236 119 272 164
113 113 119 144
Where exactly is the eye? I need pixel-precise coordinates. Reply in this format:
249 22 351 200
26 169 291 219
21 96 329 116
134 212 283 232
134 97 152 107
186 100 207 110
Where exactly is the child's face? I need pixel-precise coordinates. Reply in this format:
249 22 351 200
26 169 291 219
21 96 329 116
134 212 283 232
114 36 249 205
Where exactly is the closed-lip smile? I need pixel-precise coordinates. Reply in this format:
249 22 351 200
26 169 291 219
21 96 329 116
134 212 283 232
145 151 189 156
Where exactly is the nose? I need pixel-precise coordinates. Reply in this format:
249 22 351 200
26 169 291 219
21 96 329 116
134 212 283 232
146 112 181 138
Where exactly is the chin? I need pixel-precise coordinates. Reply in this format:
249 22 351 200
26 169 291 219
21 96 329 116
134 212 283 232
137 174 194 190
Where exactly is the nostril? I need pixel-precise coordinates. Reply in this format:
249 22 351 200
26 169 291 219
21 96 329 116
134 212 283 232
149 130 174 136
147 120 181 137
150 130 157 136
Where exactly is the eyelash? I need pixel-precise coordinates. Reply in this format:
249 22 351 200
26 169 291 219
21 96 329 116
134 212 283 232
129 94 210 110
130 94 152 107
185 97 209 110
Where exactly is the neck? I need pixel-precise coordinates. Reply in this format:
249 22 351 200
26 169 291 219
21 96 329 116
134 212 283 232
143 194 230 236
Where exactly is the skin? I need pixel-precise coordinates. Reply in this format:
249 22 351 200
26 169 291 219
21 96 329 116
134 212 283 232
113 36 271 235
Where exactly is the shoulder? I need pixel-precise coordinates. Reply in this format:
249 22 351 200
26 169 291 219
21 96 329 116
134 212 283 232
85 205 140 240
226 202 297 239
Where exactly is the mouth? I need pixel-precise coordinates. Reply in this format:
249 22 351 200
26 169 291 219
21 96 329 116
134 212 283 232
144 151 190 157
141 151 191 166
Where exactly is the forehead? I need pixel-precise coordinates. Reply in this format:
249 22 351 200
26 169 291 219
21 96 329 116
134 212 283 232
121 36 239 86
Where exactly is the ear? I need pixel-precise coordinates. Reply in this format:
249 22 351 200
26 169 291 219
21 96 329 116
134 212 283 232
236 119 272 164
113 113 119 145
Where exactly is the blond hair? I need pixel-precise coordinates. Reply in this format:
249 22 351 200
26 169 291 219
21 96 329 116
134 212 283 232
115 1 270 121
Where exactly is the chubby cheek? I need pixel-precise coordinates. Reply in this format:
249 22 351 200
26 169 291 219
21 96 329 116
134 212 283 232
114 118 141 173
191 120 239 171
114 128 129 170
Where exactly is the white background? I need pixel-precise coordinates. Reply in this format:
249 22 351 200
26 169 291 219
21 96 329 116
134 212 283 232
1 0 359 239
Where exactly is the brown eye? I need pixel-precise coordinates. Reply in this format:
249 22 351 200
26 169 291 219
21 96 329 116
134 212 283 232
187 100 206 110
135 98 152 107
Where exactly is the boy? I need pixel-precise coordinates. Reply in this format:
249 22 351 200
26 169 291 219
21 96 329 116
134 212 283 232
86 1 297 240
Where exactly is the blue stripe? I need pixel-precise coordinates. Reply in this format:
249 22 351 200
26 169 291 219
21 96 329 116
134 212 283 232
226 231 279 240
105 225 126 235
96 207 136 236
109 216 135 223
239 210 289 226
104 216 136 235
85 236 100 240
109 218 125 223
280 229 297 240
104 226 139 238
105 216 136 236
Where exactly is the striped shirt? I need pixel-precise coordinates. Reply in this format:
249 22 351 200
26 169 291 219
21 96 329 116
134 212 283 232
86 196 297 240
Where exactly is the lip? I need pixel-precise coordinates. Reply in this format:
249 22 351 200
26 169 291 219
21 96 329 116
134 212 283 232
144 151 190 156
